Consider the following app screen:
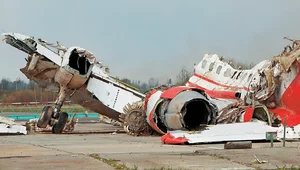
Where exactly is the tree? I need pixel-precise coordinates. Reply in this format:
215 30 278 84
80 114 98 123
121 78 131 85
0 78 9 90
140 83 148 93
168 78 172 85
27 80 36 90
175 67 192 86
148 77 159 88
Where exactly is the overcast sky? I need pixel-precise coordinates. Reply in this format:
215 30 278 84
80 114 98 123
0 0 300 83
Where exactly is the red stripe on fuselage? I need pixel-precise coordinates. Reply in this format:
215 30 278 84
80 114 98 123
193 73 249 91
187 82 237 99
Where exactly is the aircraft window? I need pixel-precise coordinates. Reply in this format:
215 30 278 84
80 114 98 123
236 72 242 79
231 71 237 78
224 68 231 77
201 60 207 69
216 66 222 74
209 63 215 71
247 74 253 82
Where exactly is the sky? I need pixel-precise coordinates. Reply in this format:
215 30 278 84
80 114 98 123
0 0 300 83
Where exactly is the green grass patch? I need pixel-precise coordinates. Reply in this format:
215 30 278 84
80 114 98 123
89 153 138 170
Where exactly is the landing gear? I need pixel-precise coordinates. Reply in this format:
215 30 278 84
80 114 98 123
52 112 68 134
36 85 71 134
37 106 53 128
36 106 70 134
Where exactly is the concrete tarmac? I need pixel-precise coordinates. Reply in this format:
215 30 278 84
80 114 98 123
0 122 299 170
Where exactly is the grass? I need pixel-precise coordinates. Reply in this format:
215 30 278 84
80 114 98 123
89 153 138 170
145 168 187 170
89 153 187 170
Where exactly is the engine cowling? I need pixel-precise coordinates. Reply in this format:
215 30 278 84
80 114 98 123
145 86 219 134
54 47 96 90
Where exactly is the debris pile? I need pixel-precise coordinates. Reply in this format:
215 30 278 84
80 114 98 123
0 116 27 135
25 114 78 133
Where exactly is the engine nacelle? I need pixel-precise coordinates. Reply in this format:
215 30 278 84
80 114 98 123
55 47 95 90
145 86 218 134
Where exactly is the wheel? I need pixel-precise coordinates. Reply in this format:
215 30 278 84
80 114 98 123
37 106 53 128
52 112 69 134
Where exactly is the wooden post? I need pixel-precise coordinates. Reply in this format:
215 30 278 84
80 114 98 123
224 141 252 149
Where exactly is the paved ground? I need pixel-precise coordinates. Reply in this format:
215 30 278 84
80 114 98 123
0 123 300 170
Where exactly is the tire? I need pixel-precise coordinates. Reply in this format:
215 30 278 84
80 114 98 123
52 112 69 134
37 106 53 128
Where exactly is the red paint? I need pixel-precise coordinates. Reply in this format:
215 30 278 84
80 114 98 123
143 89 158 111
161 132 188 144
160 86 196 99
193 73 249 91
187 82 237 99
280 63 300 116
206 90 238 99
148 108 165 135
243 107 254 122
21 102 30 105
269 108 300 127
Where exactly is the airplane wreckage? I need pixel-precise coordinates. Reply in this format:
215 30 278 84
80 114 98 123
2 33 300 144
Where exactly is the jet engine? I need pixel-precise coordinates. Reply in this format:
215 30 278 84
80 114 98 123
123 86 219 135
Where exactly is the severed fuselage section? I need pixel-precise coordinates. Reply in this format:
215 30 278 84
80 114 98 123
2 33 145 133
2 33 220 135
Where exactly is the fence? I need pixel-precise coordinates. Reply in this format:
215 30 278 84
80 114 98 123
0 101 99 120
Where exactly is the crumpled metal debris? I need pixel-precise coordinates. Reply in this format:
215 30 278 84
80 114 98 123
216 103 247 124
99 115 122 126
253 155 268 164
0 116 16 125
26 114 78 133
0 116 27 135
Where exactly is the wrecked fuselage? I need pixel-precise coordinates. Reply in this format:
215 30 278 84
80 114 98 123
124 36 300 137
2 33 145 133
3 32 300 138
187 37 300 127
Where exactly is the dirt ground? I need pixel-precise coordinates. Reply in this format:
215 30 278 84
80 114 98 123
0 122 299 170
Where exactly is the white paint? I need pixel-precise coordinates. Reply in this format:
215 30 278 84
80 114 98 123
169 122 300 144
86 76 144 113
145 90 163 117
2 32 62 65
188 54 271 99
0 116 27 135
2 32 145 116
0 124 27 135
